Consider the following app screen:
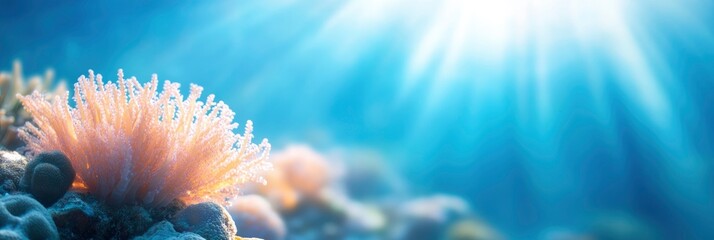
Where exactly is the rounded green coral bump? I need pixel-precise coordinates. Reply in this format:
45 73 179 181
20 151 76 207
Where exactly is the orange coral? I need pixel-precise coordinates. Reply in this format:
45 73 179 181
17 70 271 207
253 145 331 210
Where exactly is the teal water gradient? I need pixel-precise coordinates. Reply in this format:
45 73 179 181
1 0 713 238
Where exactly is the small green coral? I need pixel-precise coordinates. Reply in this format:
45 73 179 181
20 151 76 207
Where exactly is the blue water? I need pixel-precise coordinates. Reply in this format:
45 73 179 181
2 0 713 238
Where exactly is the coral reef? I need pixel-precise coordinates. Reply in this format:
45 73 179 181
135 221 204 240
227 195 286 240
172 201 237 240
17 69 271 207
20 151 75 207
0 150 28 194
99 204 155 239
0 194 59 240
47 192 101 239
237 145 503 240
0 61 66 150
49 191 192 239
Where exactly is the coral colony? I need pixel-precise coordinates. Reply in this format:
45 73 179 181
0 61 66 150
0 65 504 239
18 69 271 207
0 68 272 239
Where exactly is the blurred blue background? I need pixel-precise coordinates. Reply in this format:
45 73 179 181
1 0 713 238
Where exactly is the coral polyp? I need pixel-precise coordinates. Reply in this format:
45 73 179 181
17 70 271 207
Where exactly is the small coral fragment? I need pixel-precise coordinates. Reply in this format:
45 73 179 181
17 70 271 207
0 194 59 240
20 151 75 207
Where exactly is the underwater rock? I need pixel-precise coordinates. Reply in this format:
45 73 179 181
319 189 386 236
148 199 188 224
0 194 59 239
342 201 387 235
446 219 502 240
281 198 347 240
173 201 237 240
98 204 154 239
227 195 286 240
392 195 471 240
20 151 75 207
586 212 659 240
135 220 204 240
0 151 27 194
342 164 393 200
47 192 102 239
50 191 184 239
337 149 402 201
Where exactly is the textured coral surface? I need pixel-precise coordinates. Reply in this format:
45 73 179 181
0 60 66 150
0 194 59 240
20 151 75 207
17 70 271 207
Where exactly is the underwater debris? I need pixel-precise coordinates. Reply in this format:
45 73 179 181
17 69 271 207
0 60 66 150
0 194 59 240
20 151 76 207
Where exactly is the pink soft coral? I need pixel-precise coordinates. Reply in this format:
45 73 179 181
17 70 271 207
